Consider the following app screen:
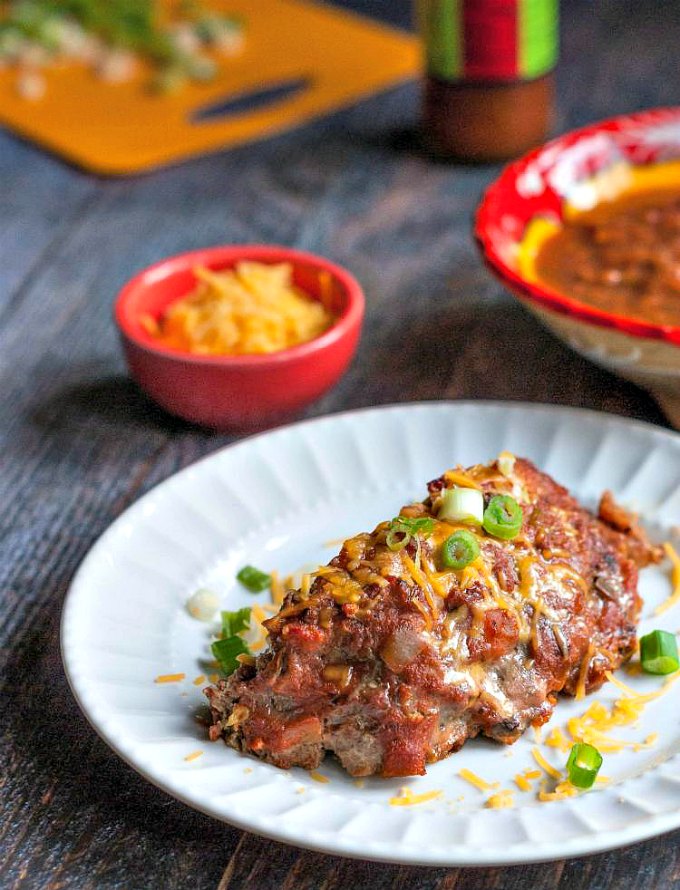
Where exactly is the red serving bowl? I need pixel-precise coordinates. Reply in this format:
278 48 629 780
475 107 680 426
115 245 364 430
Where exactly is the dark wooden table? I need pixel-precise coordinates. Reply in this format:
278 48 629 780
3 1 680 887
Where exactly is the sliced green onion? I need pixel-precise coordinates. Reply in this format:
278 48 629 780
237 565 271 592
482 494 523 540
390 516 435 535
441 530 480 570
211 635 249 675
386 527 412 551
566 742 602 789
640 629 679 675
437 487 484 525
221 607 251 638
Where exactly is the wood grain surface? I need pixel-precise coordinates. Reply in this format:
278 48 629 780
2 1 680 887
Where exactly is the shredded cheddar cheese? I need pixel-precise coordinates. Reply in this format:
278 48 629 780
192 674 206 686
514 773 532 792
443 471 482 490
544 726 571 752
538 780 577 802
402 553 439 618
459 563 482 590
485 789 514 809
184 750 204 762
147 262 333 356
458 768 499 792
656 542 680 615
539 668 679 775
420 556 448 599
514 768 542 792
389 787 443 806
532 747 562 780
248 603 270 653
270 570 285 606
154 672 186 684
309 771 330 784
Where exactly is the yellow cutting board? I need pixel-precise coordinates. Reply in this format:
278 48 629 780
0 0 418 175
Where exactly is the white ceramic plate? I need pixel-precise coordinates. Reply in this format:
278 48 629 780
62 402 680 866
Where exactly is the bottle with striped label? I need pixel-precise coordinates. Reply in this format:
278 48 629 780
418 0 559 162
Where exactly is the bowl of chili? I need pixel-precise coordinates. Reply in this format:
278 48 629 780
475 106 680 426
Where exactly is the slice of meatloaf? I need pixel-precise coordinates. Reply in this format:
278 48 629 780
206 455 661 777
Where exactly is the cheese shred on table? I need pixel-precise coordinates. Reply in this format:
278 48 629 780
143 261 333 356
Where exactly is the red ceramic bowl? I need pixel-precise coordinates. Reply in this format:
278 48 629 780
115 245 364 430
475 107 680 425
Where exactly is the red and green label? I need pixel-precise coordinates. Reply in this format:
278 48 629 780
418 0 558 82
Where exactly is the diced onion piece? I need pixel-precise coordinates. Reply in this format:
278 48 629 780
437 487 484 525
186 588 219 622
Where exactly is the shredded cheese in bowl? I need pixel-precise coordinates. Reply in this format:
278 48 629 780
143 261 334 356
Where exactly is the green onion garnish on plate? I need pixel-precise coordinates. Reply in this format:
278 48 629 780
441 530 480 570
640 629 679 675
221 607 251 638
482 494 523 540
237 565 271 592
211 607 252 675
566 742 603 789
211 635 249 675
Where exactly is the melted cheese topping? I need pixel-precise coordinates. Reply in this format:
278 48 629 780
443 470 483 490
575 642 595 700
402 553 440 619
